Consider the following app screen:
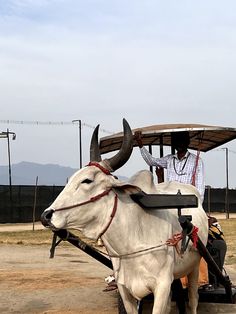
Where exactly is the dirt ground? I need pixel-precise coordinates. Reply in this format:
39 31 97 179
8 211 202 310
0 243 118 314
0 215 236 314
0 242 236 314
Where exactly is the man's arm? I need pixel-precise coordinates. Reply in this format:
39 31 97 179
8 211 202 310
134 131 143 148
134 131 168 168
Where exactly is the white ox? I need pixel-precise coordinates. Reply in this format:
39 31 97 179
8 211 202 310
41 119 208 314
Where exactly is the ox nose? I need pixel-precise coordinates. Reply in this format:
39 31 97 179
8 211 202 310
41 209 54 227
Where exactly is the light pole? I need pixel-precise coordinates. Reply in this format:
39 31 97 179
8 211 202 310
222 147 229 219
205 185 211 214
72 120 82 168
1 129 16 203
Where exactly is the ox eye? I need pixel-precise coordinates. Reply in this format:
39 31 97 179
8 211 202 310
81 178 93 184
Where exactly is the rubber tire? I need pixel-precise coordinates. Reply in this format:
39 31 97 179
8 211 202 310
118 293 128 314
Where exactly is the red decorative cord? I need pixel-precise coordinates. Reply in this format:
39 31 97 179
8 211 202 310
87 162 111 175
189 226 199 248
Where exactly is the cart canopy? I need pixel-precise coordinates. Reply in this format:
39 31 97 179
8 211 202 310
99 123 236 154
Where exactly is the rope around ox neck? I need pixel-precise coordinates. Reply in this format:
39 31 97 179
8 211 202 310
52 162 119 239
53 188 112 212
52 187 118 240
54 162 113 213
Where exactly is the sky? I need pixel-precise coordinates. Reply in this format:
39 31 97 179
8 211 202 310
0 0 236 188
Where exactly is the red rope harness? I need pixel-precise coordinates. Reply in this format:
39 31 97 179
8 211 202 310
53 161 200 253
99 193 118 238
166 232 183 255
53 162 118 239
189 225 199 248
87 161 111 175
54 162 113 213
166 225 199 255
53 188 113 212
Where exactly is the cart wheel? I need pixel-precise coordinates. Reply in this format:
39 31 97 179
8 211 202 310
118 293 127 314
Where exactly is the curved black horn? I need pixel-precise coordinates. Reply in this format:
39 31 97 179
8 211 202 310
90 125 102 162
104 118 133 172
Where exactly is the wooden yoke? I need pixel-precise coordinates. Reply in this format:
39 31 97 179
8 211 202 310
130 191 198 210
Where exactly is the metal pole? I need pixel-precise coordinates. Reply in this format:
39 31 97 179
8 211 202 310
208 185 211 214
2 129 16 212
79 120 82 169
32 176 38 231
225 148 229 219
221 148 229 219
6 129 12 203
205 185 211 214
72 120 82 168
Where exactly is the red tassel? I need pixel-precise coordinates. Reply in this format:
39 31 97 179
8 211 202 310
191 226 199 248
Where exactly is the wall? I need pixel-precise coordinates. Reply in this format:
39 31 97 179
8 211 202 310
0 185 236 223
0 185 63 223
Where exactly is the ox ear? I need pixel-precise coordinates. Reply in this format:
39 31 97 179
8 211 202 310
113 183 143 195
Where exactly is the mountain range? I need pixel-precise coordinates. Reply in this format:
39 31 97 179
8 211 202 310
0 161 128 186
0 161 77 186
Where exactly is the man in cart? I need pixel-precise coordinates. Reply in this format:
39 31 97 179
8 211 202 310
134 130 205 203
134 130 229 290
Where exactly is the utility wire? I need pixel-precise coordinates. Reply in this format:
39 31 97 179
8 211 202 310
0 119 113 134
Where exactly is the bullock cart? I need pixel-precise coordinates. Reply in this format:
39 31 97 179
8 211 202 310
43 122 236 313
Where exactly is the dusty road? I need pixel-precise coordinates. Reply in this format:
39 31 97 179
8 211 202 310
0 244 118 314
0 216 236 313
0 243 236 314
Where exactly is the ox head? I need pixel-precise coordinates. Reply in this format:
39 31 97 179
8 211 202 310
41 119 137 238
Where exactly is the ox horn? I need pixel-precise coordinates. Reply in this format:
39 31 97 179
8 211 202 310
90 124 102 162
90 118 133 172
105 118 133 171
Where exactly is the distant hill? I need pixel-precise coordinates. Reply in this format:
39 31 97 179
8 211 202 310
0 161 77 186
0 161 128 186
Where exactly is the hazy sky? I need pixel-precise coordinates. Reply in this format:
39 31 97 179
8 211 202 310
0 0 236 188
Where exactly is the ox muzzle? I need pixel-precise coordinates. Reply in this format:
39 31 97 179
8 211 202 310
41 209 55 228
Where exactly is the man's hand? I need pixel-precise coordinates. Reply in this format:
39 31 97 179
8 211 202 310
134 131 143 148
155 167 164 183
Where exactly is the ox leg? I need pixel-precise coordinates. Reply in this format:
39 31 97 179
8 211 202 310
152 280 172 314
118 284 138 314
171 279 186 314
187 266 199 314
